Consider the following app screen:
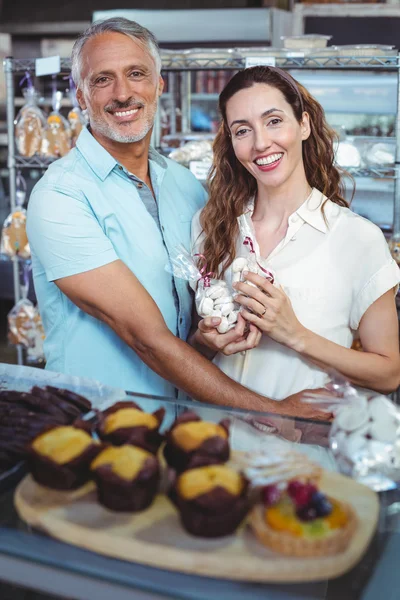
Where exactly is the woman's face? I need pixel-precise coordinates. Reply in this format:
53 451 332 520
226 83 310 191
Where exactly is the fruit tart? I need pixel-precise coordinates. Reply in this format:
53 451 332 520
97 401 165 454
163 411 230 473
29 425 100 490
250 479 357 557
91 445 160 512
170 464 248 538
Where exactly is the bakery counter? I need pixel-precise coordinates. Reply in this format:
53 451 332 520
0 364 399 600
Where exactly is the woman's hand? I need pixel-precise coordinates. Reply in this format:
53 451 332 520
193 313 262 356
233 272 308 352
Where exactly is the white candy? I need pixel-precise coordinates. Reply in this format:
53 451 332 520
232 271 241 284
217 316 230 334
227 311 238 324
214 296 234 307
369 395 399 421
198 297 214 316
211 309 222 318
206 286 227 300
344 426 369 458
335 405 369 432
220 302 235 316
232 257 248 272
369 419 398 444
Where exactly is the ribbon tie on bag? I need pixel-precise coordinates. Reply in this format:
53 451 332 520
243 236 274 284
194 253 214 288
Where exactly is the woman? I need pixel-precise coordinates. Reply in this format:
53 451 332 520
191 66 400 406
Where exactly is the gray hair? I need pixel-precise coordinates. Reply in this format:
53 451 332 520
71 17 162 86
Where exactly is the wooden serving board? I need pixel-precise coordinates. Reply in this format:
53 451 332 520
14 471 379 583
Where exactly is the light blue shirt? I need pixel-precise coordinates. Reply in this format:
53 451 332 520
26 127 206 395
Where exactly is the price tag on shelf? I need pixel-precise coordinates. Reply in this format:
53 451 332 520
189 160 212 182
245 56 276 69
35 55 61 77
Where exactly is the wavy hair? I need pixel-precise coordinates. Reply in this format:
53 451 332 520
200 66 353 276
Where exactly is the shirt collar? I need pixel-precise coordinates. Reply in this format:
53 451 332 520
296 188 330 233
245 188 333 234
76 126 167 181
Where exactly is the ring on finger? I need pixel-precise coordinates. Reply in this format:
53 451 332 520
260 306 267 317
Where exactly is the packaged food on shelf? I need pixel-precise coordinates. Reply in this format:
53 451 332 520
182 47 240 68
0 208 30 259
281 35 332 49
67 78 86 147
364 141 395 167
169 139 213 166
334 140 362 168
41 87 72 158
388 233 400 265
15 74 47 158
336 45 397 65
8 299 45 362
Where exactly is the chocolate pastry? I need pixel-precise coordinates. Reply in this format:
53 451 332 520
45 386 92 413
163 411 230 473
97 401 165 454
29 425 101 490
170 465 249 538
91 445 160 512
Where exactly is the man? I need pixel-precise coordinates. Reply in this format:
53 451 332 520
27 18 325 419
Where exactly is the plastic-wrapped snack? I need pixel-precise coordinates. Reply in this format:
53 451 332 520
166 244 239 333
1 209 30 259
67 77 85 147
8 298 45 361
169 140 213 167
41 88 72 158
15 73 47 158
302 373 400 491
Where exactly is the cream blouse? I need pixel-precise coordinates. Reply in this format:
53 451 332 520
191 188 400 400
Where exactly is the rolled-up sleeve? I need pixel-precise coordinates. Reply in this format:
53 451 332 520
350 229 400 329
27 185 118 282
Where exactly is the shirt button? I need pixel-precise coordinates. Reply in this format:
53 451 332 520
161 225 165 232
179 317 183 324
118 165 123 171
290 215 299 224
137 182 143 189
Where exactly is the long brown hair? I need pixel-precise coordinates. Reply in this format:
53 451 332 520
200 66 352 276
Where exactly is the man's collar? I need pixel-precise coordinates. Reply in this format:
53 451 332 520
76 126 167 181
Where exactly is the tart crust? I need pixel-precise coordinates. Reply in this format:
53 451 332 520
250 501 357 557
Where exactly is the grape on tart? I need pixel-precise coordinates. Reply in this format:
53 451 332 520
163 411 230 473
91 445 160 512
250 479 357 557
96 401 165 454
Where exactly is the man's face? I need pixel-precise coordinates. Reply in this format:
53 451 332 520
77 31 163 144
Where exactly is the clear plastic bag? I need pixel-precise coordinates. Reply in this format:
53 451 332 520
0 173 30 260
7 262 45 363
15 73 47 158
166 244 238 333
41 83 72 158
302 371 400 491
67 77 85 147
231 214 276 287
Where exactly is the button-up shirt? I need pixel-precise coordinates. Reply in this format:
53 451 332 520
192 188 400 400
27 127 206 395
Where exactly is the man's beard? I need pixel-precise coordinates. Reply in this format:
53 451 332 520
89 97 158 143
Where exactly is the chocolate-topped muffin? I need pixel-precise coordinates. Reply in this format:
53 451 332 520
170 464 249 537
163 411 230 473
29 425 101 490
91 445 160 512
96 401 165 454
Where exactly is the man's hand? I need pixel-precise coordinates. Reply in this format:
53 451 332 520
194 313 262 356
279 388 333 422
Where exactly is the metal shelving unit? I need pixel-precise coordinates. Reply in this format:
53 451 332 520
3 50 400 364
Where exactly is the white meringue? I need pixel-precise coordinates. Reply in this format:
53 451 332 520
217 317 230 334
232 257 248 272
220 302 235 316
227 311 238 324
197 297 214 316
214 296 234 307
335 404 369 432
